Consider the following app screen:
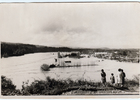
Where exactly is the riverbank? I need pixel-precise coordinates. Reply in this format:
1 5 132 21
1 75 139 96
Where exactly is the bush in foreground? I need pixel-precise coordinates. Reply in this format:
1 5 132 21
1 75 139 95
1 75 21 96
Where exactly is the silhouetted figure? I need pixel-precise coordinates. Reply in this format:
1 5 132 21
121 69 126 87
101 69 106 86
110 73 115 85
55 58 57 62
54 58 57 65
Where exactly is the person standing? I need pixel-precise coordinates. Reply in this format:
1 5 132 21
101 69 106 86
121 69 126 87
110 73 115 85
117 68 124 87
54 58 57 65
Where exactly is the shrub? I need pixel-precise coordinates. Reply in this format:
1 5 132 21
125 75 139 87
1 75 21 96
1 76 16 90
1 75 139 95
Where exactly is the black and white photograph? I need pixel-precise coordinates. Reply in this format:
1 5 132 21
0 2 140 97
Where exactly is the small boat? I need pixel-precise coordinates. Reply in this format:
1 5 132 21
41 64 49 71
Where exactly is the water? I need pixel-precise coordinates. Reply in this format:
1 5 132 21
1 52 139 89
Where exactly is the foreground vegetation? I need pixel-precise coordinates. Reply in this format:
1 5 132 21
1 75 139 96
1 76 21 95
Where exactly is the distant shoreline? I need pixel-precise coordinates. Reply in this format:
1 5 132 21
1 42 139 63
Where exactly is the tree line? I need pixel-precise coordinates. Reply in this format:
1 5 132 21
1 42 139 60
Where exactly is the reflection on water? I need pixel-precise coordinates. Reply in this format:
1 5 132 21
1 52 139 89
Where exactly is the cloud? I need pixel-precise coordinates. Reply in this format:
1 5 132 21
0 3 140 48
42 23 63 33
67 26 90 33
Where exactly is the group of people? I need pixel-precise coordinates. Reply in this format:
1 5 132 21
101 68 126 87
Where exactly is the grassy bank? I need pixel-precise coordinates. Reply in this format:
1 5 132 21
1 75 139 96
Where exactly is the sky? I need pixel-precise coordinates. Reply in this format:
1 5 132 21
0 0 140 2
0 3 140 48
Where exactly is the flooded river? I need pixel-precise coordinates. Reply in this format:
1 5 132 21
1 52 139 89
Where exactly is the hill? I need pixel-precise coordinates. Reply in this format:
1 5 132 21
1 42 139 61
1 42 86 58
